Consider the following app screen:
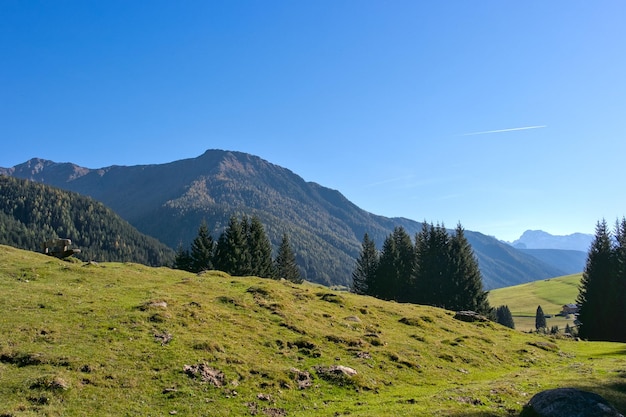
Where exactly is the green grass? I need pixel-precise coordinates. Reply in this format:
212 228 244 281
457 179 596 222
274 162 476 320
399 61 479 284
489 274 583 331
1 246 624 416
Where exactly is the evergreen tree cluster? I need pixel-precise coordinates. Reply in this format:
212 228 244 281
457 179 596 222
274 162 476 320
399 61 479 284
495 305 515 329
352 222 491 315
0 175 174 265
576 219 626 342
174 215 302 283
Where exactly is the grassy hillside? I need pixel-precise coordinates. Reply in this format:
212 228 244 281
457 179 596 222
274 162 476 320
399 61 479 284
489 274 582 331
1 246 624 416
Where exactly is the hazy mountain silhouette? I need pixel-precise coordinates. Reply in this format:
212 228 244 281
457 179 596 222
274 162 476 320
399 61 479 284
511 230 593 252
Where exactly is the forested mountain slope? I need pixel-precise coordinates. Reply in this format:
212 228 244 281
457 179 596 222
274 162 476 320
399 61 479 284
1 150 566 288
0 175 174 265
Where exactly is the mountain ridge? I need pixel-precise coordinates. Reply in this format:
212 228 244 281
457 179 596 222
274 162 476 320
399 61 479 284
0 149 571 289
510 229 593 252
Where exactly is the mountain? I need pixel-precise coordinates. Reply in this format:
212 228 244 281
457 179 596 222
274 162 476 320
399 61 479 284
0 175 174 265
1 150 566 289
517 249 587 275
511 230 593 252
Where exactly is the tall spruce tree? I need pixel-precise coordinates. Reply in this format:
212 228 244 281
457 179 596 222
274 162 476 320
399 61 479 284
576 220 616 341
372 233 396 300
274 233 302 283
189 221 214 273
535 305 547 331
447 223 491 314
173 243 193 272
614 218 626 341
246 216 274 278
374 227 413 301
412 222 451 307
351 233 378 295
214 216 249 276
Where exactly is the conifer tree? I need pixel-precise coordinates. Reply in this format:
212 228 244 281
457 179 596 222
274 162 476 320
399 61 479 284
351 233 378 295
214 216 248 276
189 221 214 273
615 218 626 341
535 305 546 331
412 222 451 307
447 223 491 314
374 227 413 301
274 233 302 283
495 305 515 329
576 220 615 340
372 233 396 300
394 226 416 302
246 216 274 278
173 243 193 272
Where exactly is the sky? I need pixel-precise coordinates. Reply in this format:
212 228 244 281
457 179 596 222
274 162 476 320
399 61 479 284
2 1 626 242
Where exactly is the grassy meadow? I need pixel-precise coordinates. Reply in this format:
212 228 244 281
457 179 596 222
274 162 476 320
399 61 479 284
1 245 624 416
489 274 582 332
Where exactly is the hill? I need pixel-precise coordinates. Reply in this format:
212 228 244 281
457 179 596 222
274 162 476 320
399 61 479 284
0 175 174 266
1 150 568 288
1 245 625 416
489 274 583 331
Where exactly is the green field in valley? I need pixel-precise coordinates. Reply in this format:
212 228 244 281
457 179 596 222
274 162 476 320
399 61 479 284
489 274 582 332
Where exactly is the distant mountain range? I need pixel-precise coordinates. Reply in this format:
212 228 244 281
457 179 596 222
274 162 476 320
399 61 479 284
0 149 583 289
510 229 593 252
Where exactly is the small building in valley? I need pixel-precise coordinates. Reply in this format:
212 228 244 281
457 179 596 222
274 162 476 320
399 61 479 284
561 303 579 315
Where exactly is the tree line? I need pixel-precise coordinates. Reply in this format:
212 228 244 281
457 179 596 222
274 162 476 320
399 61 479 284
576 218 626 342
173 215 302 283
351 222 491 315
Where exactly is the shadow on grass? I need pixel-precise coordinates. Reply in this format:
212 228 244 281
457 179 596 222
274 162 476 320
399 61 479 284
591 347 626 357
574 380 626 414
439 380 626 417
440 411 518 417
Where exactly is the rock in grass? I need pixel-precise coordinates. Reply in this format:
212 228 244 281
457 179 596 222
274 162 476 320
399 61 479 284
453 311 489 323
520 388 624 417
314 364 358 385
183 363 225 387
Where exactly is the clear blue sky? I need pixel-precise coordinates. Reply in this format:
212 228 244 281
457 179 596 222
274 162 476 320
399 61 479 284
2 1 625 242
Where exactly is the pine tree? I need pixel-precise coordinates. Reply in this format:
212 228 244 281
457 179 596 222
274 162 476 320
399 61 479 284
447 223 491 314
189 221 214 273
351 233 379 295
613 218 626 341
372 233 396 300
412 222 451 307
576 220 616 340
394 226 415 303
495 305 515 329
373 227 413 301
173 243 193 272
274 233 301 283
214 216 248 276
535 305 546 331
246 216 274 278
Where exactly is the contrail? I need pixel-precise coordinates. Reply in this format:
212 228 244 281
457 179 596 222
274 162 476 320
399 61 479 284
459 125 547 137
